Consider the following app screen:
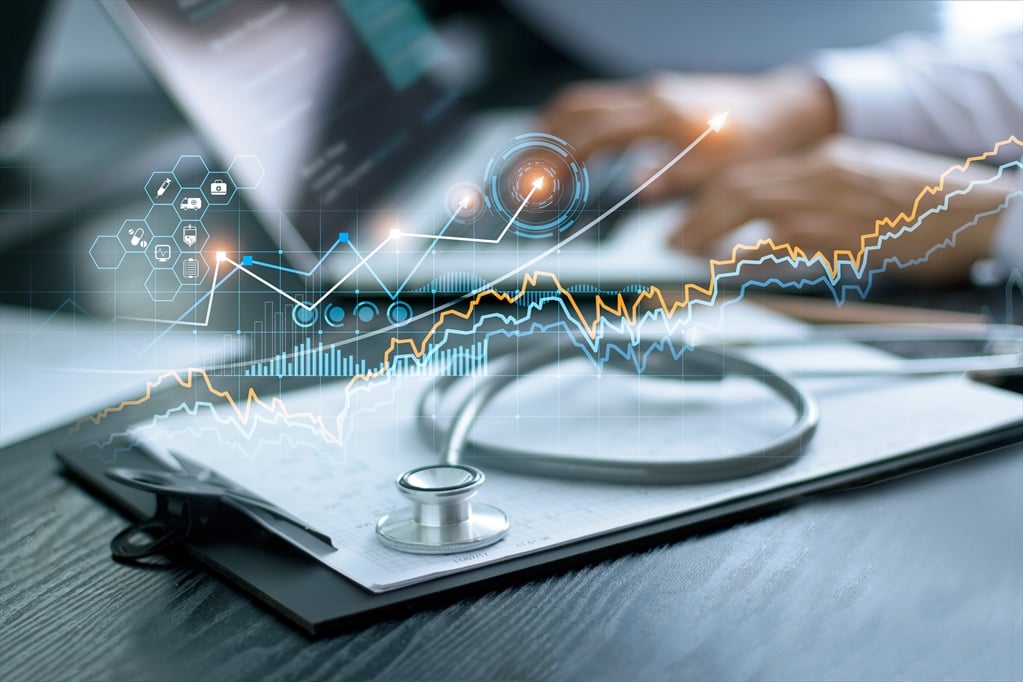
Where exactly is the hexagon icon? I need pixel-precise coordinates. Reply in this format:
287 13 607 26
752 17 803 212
89 235 126 270
145 269 181 302
144 172 179 205
146 204 180 236
171 155 210 189
227 155 264 190
202 171 235 206
118 219 151 252
174 187 208 221
147 236 178 269
175 252 210 286
175 220 209 252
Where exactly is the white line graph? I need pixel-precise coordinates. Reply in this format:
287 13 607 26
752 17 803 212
118 115 727 329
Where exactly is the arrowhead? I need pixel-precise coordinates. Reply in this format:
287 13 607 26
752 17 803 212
708 111 729 132
532 176 545 190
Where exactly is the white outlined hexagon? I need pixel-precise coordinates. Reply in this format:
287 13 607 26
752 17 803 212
145 204 180 236
175 252 210 286
89 235 126 269
173 187 208 221
145 172 179 205
175 220 209 252
171 155 210 189
227 155 264 189
119 219 151 252
146 236 179 269
201 171 236 206
145 269 181 302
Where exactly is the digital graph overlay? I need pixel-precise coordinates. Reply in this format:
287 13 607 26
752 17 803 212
74 134 1023 447
110 116 729 329
127 133 1023 358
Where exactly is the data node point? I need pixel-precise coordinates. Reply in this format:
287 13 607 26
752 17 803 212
484 132 589 239
291 303 318 329
386 300 414 326
216 251 227 261
241 255 253 265
389 228 401 239
338 232 349 243
445 182 486 223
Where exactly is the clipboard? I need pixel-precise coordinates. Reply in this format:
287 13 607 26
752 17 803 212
57 422 1023 637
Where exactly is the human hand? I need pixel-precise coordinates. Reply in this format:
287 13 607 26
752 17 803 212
673 136 1015 284
541 68 836 196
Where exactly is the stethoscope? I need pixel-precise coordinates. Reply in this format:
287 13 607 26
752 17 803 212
376 324 1023 555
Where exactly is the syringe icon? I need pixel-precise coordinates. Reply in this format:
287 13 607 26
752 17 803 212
156 177 172 198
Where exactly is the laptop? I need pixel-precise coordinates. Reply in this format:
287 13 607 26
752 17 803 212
102 0 711 299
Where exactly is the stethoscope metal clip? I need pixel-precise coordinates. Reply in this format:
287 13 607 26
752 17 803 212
376 464 510 554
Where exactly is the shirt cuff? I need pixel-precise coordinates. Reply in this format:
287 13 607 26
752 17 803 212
812 47 915 143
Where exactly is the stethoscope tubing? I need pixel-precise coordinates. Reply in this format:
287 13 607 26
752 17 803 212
419 343 821 485
416 324 1022 483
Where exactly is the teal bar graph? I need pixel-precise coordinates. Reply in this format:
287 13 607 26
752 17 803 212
243 338 486 378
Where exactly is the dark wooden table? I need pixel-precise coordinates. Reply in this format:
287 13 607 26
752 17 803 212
2 412 1021 681
3 3 1020 675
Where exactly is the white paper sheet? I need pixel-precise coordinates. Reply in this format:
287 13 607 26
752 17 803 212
0 305 231 447
127 306 1023 593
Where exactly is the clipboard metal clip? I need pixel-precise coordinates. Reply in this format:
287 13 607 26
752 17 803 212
105 449 334 564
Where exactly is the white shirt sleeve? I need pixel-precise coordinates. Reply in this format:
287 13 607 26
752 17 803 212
813 32 1023 274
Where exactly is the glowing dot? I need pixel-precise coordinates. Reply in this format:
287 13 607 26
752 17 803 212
708 111 729 132
532 176 545 190
389 228 401 238
458 195 473 210
215 251 227 261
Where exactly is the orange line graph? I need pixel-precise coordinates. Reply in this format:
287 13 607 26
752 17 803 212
72 366 341 443
346 135 1022 384
76 135 1021 440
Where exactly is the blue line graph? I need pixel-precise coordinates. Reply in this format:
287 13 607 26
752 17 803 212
234 171 1020 384
87 130 1021 393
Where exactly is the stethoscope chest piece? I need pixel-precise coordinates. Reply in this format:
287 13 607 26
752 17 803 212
376 464 510 554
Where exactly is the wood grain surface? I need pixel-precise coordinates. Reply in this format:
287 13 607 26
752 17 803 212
2 423 1021 681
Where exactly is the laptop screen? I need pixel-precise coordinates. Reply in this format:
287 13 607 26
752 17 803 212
105 0 460 258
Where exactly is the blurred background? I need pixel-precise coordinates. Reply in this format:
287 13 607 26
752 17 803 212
0 0 1017 316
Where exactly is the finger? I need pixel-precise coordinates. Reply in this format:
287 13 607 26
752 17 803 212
670 165 773 250
672 157 816 250
541 83 643 137
557 102 667 159
782 214 874 256
634 155 713 199
672 190 761 252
